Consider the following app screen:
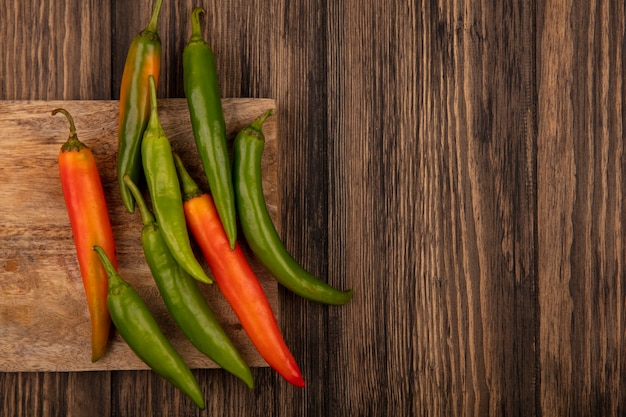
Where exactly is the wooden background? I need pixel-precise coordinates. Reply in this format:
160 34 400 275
1 0 624 416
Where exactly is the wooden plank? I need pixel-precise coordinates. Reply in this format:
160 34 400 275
0 0 112 100
0 372 113 417
537 0 626 415
329 1 538 416
272 0 335 415
0 98 279 372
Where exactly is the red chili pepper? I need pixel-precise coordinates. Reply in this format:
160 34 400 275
173 154 305 387
53 108 117 362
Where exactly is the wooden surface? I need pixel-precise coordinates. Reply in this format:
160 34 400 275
0 98 278 372
1 0 624 416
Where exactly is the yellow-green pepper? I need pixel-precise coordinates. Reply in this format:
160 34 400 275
141 75 211 284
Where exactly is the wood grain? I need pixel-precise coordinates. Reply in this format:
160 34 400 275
537 0 625 415
270 0 351 412
2 0 626 415
0 98 279 372
0 0 112 100
330 1 538 416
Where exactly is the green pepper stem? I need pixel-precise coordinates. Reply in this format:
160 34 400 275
145 0 163 33
123 175 156 227
149 75 157 120
52 108 76 136
146 75 164 135
93 245 123 289
189 7 206 43
52 108 87 152
173 153 204 202
250 109 274 132
238 109 274 145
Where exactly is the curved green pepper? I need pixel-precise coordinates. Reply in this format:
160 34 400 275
183 7 237 249
141 75 211 284
123 175 254 388
117 0 163 213
92 246 205 409
233 110 353 305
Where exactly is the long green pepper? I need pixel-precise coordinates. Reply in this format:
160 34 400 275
233 110 353 305
92 246 205 409
123 175 254 389
183 7 238 249
141 75 212 284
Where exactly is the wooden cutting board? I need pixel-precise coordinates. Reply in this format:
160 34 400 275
0 99 280 372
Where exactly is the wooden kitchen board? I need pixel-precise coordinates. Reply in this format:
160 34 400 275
0 99 280 372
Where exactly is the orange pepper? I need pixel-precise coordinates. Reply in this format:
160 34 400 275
53 108 117 362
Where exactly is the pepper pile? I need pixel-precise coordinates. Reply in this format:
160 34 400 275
53 1 352 409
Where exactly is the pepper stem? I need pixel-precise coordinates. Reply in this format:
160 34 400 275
189 7 206 43
240 109 274 143
146 75 163 135
51 108 77 137
53 108 87 152
93 246 123 290
173 153 204 202
250 109 274 132
123 175 156 227
145 0 163 33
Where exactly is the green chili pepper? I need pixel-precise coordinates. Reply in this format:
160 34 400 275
183 7 237 250
233 110 353 305
141 75 212 284
123 175 254 388
117 0 163 213
92 245 205 409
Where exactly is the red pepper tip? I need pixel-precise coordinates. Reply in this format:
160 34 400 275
291 376 306 388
